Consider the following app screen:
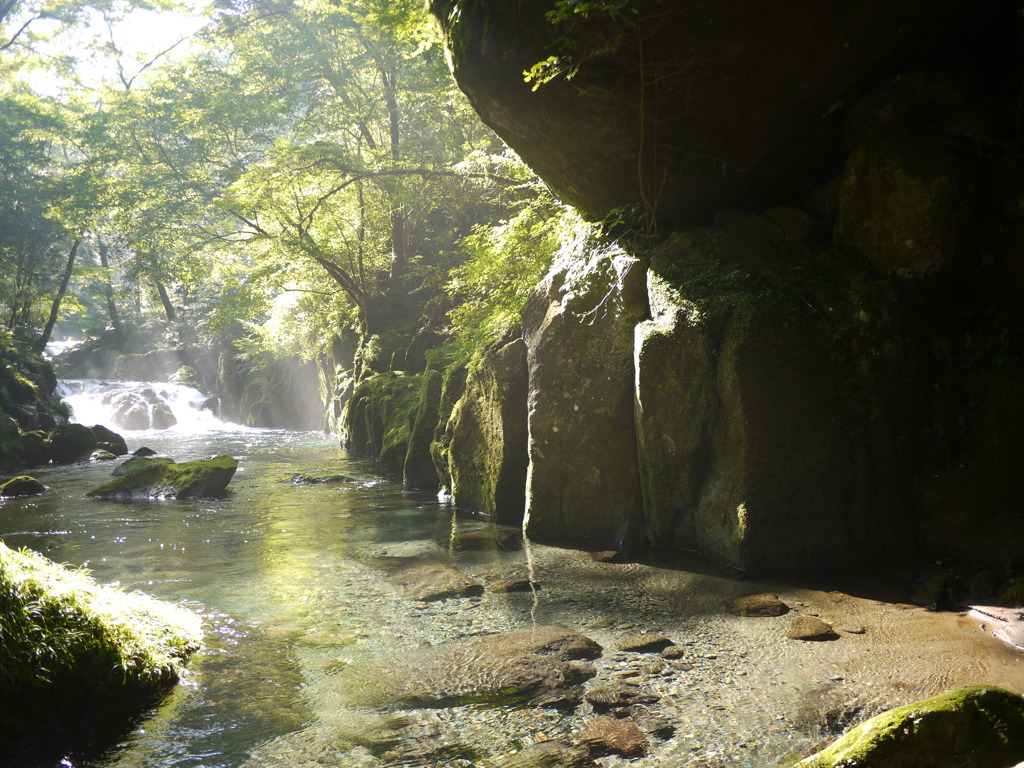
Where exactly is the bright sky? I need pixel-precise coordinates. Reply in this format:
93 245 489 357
18 1 211 94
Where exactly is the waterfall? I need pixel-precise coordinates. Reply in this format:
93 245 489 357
58 379 238 432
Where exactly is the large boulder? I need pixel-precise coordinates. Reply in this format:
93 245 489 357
797 686 1024 768
635 257 856 574
447 339 529 524
430 0 980 227
521 247 647 546
89 424 128 456
86 456 238 499
42 423 97 465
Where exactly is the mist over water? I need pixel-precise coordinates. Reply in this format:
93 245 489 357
59 379 237 433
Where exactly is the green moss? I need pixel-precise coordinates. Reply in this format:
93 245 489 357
796 686 1024 768
87 456 238 499
912 573 965 611
1000 578 1024 607
0 543 202 731
0 475 45 498
347 372 423 472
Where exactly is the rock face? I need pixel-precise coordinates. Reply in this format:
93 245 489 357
430 0 978 226
368 625 601 709
446 340 529 523
797 686 1024 768
521 248 647 545
42 423 97 465
87 456 238 499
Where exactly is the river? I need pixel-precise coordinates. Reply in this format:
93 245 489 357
2 380 1023 767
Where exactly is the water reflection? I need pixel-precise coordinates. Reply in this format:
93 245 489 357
1 427 1023 767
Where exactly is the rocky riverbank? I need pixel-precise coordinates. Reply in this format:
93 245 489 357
239 520 1024 767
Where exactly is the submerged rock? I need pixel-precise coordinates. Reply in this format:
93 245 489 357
86 456 237 499
0 475 45 498
440 526 523 552
89 450 117 462
616 634 673 653
495 740 599 768
386 558 483 601
796 686 1024 768
585 684 659 711
290 473 357 485
576 716 647 757
490 577 539 593
788 616 840 641
724 593 790 617
367 625 601 709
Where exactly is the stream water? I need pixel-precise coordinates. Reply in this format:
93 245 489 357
2 380 1023 768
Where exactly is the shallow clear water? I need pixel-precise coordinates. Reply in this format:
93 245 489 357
3 405 1024 767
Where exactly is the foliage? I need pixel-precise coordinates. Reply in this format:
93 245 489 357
0 542 202 700
447 191 586 357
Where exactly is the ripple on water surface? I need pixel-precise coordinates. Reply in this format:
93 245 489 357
1 427 1023 768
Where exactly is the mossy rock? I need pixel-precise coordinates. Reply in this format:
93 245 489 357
0 542 202 739
795 685 1024 768
112 455 176 478
87 456 237 499
911 574 965 612
0 475 45 498
1000 578 1024 608
42 423 98 465
971 570 1001 601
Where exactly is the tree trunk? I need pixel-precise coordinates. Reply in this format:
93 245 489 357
33 237 82 353
382 64 408 283
97 237 124 348
155 279 177 322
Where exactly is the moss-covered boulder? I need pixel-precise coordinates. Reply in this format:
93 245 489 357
342 372 423 473
86 456 237 499
0 475 45 498
521 247 647 546
796 686 1024 767
0 542 202 742
42 423 98 465
112 455 175 477
447 339 529 524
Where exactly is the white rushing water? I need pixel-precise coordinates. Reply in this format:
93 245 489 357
58 379 239 432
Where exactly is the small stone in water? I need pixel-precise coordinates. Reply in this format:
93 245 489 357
617 633 674 653
576 716 647 757
661 645 685 659
787 616 839 641
723 593 790 617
